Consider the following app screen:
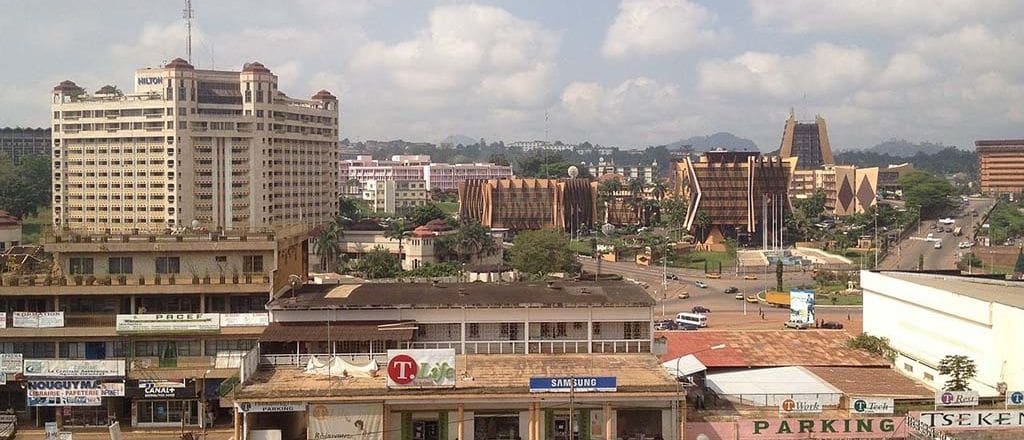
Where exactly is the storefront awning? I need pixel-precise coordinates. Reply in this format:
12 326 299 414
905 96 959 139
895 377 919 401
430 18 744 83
661 354 705 378
259 322 415 342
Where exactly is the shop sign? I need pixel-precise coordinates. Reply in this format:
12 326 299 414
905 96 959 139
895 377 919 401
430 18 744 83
27 379 103 398
13 311 64 328
307 403 382 440
385 349 456 389
935 390 979 407
0 312 5 328
116 313 220 333
220 313 270 327
1007 391 1024 406
23 359 125 377
132 379 192 398
0 353 22 373
237 402 307 413
0 374 5 385
911 410 1024 431
850 397 895 414
28 395 102 407
101 381 125 397
739 417 906 439
529 376 617 393
779 397 822 413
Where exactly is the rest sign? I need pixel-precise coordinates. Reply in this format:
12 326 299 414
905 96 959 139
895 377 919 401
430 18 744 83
935 390 979 407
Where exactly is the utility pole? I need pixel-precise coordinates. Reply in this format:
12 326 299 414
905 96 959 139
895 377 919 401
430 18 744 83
568 375 575 440
874 208 879 268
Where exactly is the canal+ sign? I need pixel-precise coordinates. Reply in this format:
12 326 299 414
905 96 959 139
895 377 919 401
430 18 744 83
529 377 617 393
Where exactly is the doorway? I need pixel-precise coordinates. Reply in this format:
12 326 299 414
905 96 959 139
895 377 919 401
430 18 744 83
412 420 439 440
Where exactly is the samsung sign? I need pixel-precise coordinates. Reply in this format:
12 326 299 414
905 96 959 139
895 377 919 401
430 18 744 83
137 77 163 85
529 377 616 393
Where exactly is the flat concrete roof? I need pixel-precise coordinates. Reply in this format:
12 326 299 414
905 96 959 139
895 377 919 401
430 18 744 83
271 280 655 310
882 271 1024 310
235 353 678 401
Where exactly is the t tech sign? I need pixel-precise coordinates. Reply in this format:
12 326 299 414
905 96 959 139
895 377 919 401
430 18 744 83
385 349 456 389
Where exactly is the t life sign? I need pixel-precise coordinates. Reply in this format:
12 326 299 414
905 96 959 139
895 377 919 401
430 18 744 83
529 377 617 393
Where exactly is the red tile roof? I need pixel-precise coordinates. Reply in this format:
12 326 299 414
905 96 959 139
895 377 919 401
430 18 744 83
806 366 933 398
0 210 19 227
657 330 889 368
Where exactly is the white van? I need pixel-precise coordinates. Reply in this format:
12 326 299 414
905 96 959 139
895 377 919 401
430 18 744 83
675 312 708 329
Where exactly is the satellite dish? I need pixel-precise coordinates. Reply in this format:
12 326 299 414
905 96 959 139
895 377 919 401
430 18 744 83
190 219 200 228
567 165 579 178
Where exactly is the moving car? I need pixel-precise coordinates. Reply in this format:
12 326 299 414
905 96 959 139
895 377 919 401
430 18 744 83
666 273 679 280
706 273 722 279
654 320 679 331
820 321 844 329
677 292 690 299
934 241 942 249
743 274 758 280
784 320 810 330
734 293 744 300
724 286 739 294
675 312 708 329
691 305 711 314
745 295 759 303
695 280 708 288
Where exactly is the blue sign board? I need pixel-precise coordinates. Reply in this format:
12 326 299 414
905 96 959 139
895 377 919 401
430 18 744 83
529 377 616 393
1007 391 1024 406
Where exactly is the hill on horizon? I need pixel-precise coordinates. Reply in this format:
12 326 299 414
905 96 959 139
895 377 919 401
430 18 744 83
855 139 956 157
661 132 759 152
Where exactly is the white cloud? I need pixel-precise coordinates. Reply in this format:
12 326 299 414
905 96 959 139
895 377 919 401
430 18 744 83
698 43 872 100
557 77 699 144
751 0 1018 34
602 0 718 58
876 53 934 87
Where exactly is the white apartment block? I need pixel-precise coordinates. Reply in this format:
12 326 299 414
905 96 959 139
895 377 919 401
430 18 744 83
339 155 512 193
589 161 658 184
50 58 338 233
508 140 576 152
361 179 429 214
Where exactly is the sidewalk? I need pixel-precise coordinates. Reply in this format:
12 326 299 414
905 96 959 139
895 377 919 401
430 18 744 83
16 427 234 440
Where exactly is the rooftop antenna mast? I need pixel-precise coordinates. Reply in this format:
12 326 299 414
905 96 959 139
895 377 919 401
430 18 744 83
183 0 195 64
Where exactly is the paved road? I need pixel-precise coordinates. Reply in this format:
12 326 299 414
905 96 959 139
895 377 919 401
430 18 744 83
879 197 995 270
579 257 862 332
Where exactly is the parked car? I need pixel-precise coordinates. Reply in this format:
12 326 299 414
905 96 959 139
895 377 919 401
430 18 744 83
695 281 708 288
654 320 679 331
724 286 739 294
734 293 744 300
677 292 690 299
820 321 844 329
934 241 942 249
706 273 722 279
666 273 679 280
929 223 937 230
784 320 810 330
743 274 758 280
691 305 711 314
745 295 759 303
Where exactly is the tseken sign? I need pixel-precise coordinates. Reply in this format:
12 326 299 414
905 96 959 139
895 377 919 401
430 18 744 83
912 410 1024 431
116 313 220 333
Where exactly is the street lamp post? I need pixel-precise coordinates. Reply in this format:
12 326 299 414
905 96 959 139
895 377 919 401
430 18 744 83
673 344 726 440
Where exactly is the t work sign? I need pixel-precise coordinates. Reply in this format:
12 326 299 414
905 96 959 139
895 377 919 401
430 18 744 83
529 377 617 393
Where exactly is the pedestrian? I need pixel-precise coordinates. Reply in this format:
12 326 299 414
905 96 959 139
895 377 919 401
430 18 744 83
847 312 851 321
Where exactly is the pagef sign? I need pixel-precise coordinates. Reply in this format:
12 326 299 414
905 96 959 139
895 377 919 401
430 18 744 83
116 313 220 333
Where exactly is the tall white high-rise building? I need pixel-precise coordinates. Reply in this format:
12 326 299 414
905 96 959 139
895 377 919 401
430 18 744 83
50 58 338 233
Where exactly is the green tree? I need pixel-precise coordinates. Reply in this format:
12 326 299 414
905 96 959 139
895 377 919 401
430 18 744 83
509 229 577 279
409 203 448 227
1015 248 1024 275
775 259 783 292
958 252 983 272
695 211 712 242
847 333 896 361
0 154 51 219
436 220 496 263
918 254 925 271
312 218 344 271
900 170 955 218
659 197 687 230
338 197 363 224
938 355 978 391
385 219 411 260
649 179 668 201
353 246 401 279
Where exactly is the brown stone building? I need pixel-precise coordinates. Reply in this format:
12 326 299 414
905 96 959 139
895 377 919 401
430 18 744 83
779 111 834 170
674 151 796 248
458 178 597 231
976 139 1024 196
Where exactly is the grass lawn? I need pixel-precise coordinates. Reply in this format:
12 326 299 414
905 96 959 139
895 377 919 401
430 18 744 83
21 209 51 244
670 250 737 271
569 240 594 256
816 291 864 306
436 201 459 217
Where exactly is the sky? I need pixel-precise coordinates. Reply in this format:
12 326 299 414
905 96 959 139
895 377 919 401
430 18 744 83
2 0 1023 150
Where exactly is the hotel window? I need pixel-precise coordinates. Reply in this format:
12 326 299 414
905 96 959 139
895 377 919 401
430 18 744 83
903 363 914 373
69 257 94 275
155 256 180 274
468 323 480 338
242 255 263 273
108 257 133 274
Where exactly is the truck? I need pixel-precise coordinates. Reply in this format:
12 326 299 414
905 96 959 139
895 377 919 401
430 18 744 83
765 291 790 308
953 226 963 236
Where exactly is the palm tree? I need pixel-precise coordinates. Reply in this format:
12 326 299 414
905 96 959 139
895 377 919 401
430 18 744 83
628 178 646 225
385 219 411 263
312 218 344 271
649 179 668 201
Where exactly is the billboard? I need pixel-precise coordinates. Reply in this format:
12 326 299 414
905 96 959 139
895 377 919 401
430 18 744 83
220 313 269 327
23 359 125 378
129 380 194 399
529 377 617 393
934 390 979 407
738 417 906 439
789 289 815 324
307 403 382 440
116 313 220 333
238 402 307 413
779 397 823 414
28 395 102 407
385 349 456 389
911 410 1024 431
27 379 105 399
13 311 64 328
0 353 22 374
850 397 895 414
0 312 5 328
